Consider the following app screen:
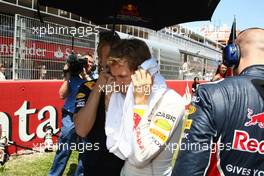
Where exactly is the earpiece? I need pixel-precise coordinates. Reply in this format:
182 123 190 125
223 43 240 68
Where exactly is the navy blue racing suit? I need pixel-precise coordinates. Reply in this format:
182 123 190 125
172 65 264 176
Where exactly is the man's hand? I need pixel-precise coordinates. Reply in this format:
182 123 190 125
79 68 89 80
104 75 115 111
131 69 152 105
63 64 70 80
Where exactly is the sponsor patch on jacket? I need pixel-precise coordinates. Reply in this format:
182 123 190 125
133 112 142 129
191 96 200 103
183 119 193 130
150 128 168 142
76 93 85 99
232 130 264 155
185 104 196 115
244 108 264 128
84 81 95 90
155 112 176 122
154 118 172 131
76 99 85 107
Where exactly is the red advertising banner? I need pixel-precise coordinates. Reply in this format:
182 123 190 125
0 80 194 155
0 36 94 60
0 80 220 175
0 81 64 154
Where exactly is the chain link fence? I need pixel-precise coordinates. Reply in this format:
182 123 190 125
0 13 220 81
0 14 96 80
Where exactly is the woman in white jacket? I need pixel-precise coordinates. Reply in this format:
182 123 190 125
105 38 185 176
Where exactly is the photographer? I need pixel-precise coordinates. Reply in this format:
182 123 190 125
49 53 88 176
82 53 97 81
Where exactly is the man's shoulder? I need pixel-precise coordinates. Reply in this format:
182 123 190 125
195 76 250 102
76 80 97 98
80 79 97 90
199 76 248 90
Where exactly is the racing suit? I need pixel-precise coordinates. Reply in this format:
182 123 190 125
121 89 185 176
172 65 264 176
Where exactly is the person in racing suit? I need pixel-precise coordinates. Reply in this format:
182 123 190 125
106 38 185 176
172 28 264 176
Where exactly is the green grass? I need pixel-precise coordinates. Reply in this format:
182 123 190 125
0 151 78 176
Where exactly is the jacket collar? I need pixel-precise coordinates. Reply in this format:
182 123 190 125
239 65 264 77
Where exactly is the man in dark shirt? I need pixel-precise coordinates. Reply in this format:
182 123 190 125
73 31 124 176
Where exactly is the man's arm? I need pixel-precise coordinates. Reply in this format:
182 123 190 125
130 69 185 166
172 88 217 176
73 71 109 137
131 93 185 167
59 64 70 99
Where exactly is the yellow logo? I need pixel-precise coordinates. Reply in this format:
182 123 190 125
84 81 95 90
154 118 172 131
150 128 168 142
183 119 193 130
76 93 85 99
187 105 196 115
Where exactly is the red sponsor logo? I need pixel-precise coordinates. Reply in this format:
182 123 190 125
133 113 141 130
135 128 144 150
244 108 264 128
232 130 264 154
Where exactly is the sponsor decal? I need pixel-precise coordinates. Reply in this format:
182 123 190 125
135 128 144 149
155 112 176 123
183 119 193 130
133 113 142 130
232 130 264 154
149 128 168 142
120 4 140 16
245 108 264 128
84 82 95 90
225 164 264 176
76 101 85 108
76 93 85 99
182 132 189 140
186 105 196 115
191 96 200 103
152 136 162 147
154 118 172 131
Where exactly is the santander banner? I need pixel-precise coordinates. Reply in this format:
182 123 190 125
0 37 93 59
0 80 193 155
0 81 64 155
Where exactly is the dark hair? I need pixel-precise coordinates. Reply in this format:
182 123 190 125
215 63 227 77
194 77 199 81
108 38 151 71
97 31 120 54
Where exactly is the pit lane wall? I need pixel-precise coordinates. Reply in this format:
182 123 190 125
0 80 195 155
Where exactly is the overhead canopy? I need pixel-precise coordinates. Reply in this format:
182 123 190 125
39 0 221 31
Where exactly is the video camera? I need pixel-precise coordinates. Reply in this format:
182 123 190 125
65 53 87 76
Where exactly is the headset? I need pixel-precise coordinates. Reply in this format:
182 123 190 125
223 27 263 68
223 43 241 68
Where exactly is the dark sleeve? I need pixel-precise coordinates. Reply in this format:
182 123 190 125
74 81 92 113
172 87 217 176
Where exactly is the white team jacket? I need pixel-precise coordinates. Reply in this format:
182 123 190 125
121 89 185 176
